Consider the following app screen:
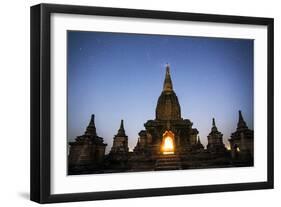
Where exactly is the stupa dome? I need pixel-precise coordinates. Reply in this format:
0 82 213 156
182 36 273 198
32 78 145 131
156 64 181 120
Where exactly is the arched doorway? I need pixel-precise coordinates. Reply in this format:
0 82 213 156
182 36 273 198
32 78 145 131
161 130 175 155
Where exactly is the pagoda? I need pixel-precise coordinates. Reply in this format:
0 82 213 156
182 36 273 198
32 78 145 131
134 64 200 157
229 111 254 161
207 118 226 154
68 114 107 173
110 120 129 154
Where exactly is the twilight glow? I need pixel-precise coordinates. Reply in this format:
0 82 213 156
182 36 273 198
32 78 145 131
67 31 253 153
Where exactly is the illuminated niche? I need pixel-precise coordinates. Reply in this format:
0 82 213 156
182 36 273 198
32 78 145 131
161 130 175 155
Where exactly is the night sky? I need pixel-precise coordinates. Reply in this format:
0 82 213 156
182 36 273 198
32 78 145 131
67 31 253 153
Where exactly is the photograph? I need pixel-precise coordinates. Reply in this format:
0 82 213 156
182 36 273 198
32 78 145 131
67 31 254 175
29 3 274 203
0 0 277 205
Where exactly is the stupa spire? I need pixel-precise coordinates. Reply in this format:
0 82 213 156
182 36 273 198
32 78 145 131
237 110 248 129
163 63 173 92
89 114 95 126
211 118 218 132
156 63 181 120
116 119 126 136
110 119 129 154
85 114 97 136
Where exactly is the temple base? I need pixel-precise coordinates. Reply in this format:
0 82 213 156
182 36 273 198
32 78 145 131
155 154 182 171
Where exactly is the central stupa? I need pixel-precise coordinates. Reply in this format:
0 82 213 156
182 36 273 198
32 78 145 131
156 64 181 120
133 64 202 156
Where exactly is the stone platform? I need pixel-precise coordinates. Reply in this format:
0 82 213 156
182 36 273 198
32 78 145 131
154 154 182 171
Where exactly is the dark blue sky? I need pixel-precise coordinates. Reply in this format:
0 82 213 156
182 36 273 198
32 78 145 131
67 31 253 153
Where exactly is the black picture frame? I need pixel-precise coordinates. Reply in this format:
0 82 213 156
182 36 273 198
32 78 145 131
30 3 274 204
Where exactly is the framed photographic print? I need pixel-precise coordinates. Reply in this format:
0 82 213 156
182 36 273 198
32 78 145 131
30 3 274 203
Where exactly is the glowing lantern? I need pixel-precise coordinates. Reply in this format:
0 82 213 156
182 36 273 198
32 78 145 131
161 130 175 155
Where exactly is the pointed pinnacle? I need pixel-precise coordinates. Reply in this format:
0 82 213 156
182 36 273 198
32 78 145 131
85 114 97 136
237 110 248 129
116 119 126 136
239 110 244 121
212 118 216 127
90 114 95 126
163 64 173 92
120 119 124 130
211 118 218 132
